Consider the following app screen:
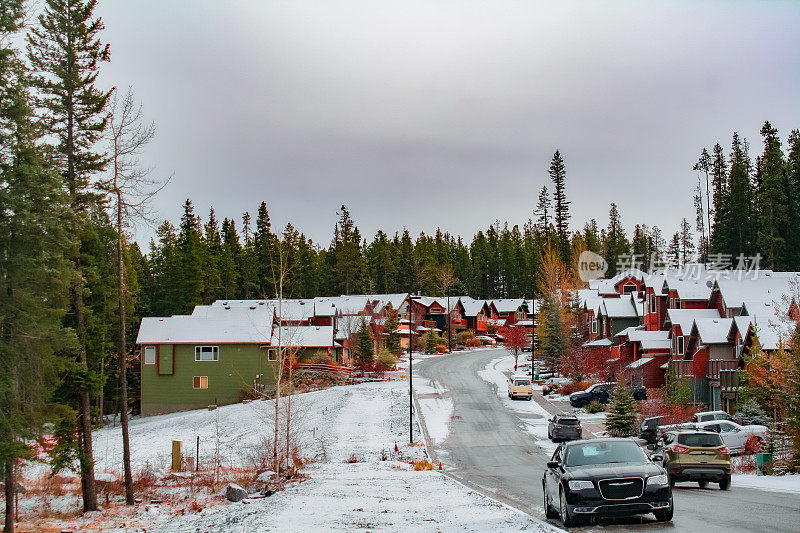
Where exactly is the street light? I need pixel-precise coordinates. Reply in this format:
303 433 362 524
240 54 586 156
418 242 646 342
408 294 419 445
531 278 537 383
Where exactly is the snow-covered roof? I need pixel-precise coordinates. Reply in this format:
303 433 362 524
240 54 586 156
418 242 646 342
714 273 800 312
458 296 488 317
371 293 409 314
664 308 721 334
748 315 796 350
583 337 613 347
137 307 273 344
691 318 734 344
627 357 657 369
601 295 638 318
271 325 335 347
490 298 526 313
670 279 714 301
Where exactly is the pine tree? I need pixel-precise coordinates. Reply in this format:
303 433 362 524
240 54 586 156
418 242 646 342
178 199 204 309
605 377 637 437
756 121 789 269
786 130 800 270
354 318 374 366
726 133 756 258
1 5 72 526
254 201 276 298
603 203 629 277
710 143 729 253
384 306 401 355
28 0 113 511
332 205 365 295
424 331 438 354
667 232 681 267
535 186 551 235
679 218 695 265
548 150 571 263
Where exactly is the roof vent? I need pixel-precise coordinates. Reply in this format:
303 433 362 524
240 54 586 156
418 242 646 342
315 326 320 330
300 301 305 305
259 301 265 305
223 301 228 305
225 306 231 310
250 306 256 310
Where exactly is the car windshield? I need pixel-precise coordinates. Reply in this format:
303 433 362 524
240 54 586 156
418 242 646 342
677 433 723 447
514 380 530 386
564 441 647 467
559 418 579 426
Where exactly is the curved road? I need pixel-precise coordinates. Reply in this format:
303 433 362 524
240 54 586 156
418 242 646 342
416 348 800 533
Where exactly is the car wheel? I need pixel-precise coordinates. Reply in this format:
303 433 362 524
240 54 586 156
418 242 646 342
543 483 559 519
559 487 582 527
719 474 731 490
698 480 708 488
527 396 532 401
653 498 674 522
669 475 675 488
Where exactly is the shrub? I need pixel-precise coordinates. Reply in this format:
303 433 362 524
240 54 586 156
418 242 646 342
436 344 447 354
465 338 482 348
308 352 336 365
458 330 475 344
559 381 591 396
412 459 434 471
734 399 771 426
375 349 397 372
586 401 605 414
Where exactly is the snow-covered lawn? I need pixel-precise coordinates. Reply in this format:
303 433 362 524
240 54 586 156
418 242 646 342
731 473 800 494
20 368 548 532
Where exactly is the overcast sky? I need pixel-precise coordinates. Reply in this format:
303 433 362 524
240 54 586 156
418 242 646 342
95 1 800 250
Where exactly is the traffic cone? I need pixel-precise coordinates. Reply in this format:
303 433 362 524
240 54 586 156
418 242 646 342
438 462 442 470
394 442 399 452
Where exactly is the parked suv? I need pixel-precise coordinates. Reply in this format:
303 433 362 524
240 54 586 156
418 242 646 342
693 420 768 455
507 375 533 401
569 383 647 408
548 414 583 442
693 410 732 423
653 430 731 489
638 416 664 444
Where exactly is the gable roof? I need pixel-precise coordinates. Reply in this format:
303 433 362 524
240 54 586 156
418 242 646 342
664 308 721 334
691 317 734 344
601 295 639 318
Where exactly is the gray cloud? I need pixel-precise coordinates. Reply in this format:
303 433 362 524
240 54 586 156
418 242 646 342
96 1 800 248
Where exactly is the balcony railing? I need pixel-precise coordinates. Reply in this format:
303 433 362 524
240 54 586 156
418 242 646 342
672 359 739 381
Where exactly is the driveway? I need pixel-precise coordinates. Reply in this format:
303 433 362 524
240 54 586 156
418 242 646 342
415 348 800 533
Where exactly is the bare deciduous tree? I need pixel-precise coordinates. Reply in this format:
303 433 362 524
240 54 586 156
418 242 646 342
100 87 168 505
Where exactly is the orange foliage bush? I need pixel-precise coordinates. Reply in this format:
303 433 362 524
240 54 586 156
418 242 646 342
465 338 482 348
559 381 591 396
436 345 447 354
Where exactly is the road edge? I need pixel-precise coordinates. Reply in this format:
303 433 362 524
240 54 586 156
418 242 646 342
412 362 566 533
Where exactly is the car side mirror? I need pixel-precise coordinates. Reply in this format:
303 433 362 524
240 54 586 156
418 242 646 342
547 461 559 469
646 444 656 451
651 454 663 462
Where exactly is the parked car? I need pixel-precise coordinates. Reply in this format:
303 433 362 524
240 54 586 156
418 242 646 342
542 438 673 526
548 414 583 442
507 375 533 401
569 383 646 407
693 420 768 454
693 410 732 423
638 416 665 444
652 430 731 489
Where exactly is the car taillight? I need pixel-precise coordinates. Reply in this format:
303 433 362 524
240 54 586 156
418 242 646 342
669 444 689 453
717 446 731 455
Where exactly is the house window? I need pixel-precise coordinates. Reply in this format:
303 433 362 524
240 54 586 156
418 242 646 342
144 346 156 365
195 346 219 361
677 336 685 356
267 348 278 362
623 283 636 294
591 318 597 334
649 294 656 313
193 376 208 389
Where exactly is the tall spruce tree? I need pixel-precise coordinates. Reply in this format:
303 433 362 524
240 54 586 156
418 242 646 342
548 150 570 263
756 121 789 269
603 203 629 277
786 130 800 270
28 0 113 511
1 4 72 528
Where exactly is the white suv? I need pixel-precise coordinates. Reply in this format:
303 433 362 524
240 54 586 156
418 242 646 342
693 420 767 454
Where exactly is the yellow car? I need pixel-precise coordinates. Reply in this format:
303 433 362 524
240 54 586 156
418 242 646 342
652 430 731 489
508 375 533 401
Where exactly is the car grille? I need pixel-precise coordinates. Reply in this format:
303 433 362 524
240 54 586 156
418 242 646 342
598 478 644 500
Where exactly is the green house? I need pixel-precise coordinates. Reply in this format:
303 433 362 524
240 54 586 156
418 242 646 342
136 304 339 416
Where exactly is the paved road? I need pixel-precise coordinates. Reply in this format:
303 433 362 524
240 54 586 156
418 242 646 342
416 349 800 533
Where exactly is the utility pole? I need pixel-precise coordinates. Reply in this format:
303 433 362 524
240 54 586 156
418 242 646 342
408 294 415 445
447 292 451 353
531 280 537 382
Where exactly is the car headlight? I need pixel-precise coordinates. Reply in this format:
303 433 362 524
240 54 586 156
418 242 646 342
646 474 669 487
568 480 594 491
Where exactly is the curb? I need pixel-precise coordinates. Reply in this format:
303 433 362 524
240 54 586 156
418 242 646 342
411 370 566 533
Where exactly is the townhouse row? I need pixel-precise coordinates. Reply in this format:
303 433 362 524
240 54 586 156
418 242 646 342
135 293 538 415
579 266 799 413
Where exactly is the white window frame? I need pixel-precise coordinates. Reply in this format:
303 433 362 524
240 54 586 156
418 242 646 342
267 348 278 362
193 376 208 389
649 294 656 313
195 345 219 362
591 318 597 334
144 346 156 365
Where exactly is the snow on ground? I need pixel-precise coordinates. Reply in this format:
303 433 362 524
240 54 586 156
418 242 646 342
23 368 548 532
414 377 454 446
731 473 800 494
478 354 558 454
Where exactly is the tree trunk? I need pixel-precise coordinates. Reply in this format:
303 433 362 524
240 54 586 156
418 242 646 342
75 285 98 512
4 459 14 533
117 193 134 505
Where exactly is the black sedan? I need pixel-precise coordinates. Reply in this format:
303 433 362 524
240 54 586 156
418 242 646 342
542 438 673 526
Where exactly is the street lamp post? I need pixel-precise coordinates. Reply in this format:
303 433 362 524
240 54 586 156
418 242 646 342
531 280 537 383
447 292 451 353
408 294 415 445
